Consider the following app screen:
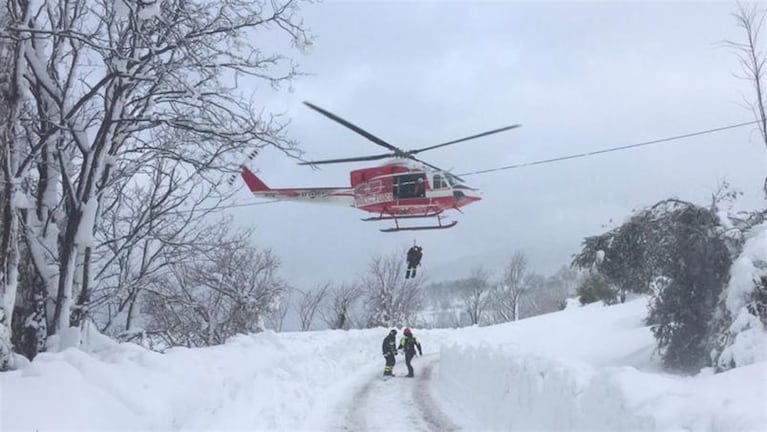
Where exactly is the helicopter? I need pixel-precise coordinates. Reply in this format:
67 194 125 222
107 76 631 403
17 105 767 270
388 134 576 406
241 102 520 232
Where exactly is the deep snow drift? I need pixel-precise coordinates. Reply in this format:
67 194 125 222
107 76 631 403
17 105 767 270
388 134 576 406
2 299 765 431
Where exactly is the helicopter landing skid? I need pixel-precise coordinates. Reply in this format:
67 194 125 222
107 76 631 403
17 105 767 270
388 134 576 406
361 210 443 222
379 211 457 232
379 220 458 233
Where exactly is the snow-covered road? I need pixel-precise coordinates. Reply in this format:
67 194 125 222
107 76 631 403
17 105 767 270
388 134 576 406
331 353 459 432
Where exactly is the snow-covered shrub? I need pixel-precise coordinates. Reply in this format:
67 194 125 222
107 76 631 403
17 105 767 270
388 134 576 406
710 222 767 371
644 204 731 373
576 271 618 305
573 199 732 373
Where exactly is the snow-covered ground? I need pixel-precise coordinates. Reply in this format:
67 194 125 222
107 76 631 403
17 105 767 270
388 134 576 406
2 298 765 431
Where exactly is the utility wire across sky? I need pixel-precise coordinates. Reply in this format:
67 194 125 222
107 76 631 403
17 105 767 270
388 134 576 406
457 119 761 177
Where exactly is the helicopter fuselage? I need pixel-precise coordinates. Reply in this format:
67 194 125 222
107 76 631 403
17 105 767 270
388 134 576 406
241 159 481 218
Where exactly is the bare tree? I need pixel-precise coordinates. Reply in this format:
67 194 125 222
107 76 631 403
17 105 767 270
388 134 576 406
459 267 492 326
142 220 287 348
266 288 292 332
517 273 548 318
2 0 308 354
321 282 363 330
493 251 534 322
363 252 424 328
90 157 238 339
297 283 330 331
725 2 767 198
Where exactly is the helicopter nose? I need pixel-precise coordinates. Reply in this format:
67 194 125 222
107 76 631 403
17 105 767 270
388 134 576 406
453 188 482 203
467 189 482 202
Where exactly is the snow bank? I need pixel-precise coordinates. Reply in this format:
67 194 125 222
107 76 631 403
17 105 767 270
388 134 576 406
439 345 766 431
436 299 767 431
439 345 652 430
444 299 657 369
0 329 383 431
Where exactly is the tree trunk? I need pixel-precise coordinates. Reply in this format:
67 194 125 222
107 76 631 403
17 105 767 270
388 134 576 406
70 246 91 327
513 294 520 322
125 287 139 333
0 9 22 370
0 169 19 370
12 263 47 361
53 211 81 335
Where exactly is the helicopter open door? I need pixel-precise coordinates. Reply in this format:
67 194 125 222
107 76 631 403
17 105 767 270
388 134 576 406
393 173 427 199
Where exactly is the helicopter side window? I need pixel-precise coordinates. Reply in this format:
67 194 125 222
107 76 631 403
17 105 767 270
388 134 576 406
394 174 427 199
433 174 447 189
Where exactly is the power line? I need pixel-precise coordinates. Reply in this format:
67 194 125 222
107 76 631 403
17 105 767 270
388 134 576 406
457 119 761 177
174 199 282 213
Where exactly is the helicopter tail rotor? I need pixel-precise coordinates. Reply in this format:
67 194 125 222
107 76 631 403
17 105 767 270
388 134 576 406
227 148 261 186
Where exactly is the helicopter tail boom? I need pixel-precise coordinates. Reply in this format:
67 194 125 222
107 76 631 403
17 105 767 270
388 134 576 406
240 166 355 206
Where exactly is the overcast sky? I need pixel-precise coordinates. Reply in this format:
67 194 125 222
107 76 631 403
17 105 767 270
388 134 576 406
229 1 765 290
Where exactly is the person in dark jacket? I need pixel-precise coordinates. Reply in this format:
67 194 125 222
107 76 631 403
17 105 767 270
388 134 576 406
397 327 423 377
382 328 398 376
405 245 423 279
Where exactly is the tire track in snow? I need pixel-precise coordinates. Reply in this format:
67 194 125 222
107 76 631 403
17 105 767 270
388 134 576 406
414 359 460 432
338 354 459 431
343 378 373 431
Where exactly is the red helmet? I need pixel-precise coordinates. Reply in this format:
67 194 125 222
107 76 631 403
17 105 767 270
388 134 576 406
403 327 412 336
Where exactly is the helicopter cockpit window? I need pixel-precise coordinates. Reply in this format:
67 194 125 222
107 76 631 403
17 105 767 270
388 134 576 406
394 173 427 199
433 174 447 189
445 175 465 188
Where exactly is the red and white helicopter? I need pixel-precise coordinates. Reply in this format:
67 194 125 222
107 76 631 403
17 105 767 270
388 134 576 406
241 102 520 232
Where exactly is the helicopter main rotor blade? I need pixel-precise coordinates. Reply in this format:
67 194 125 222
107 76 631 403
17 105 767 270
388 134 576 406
409 124 521 155
303 102 405 154
298 152 395 166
